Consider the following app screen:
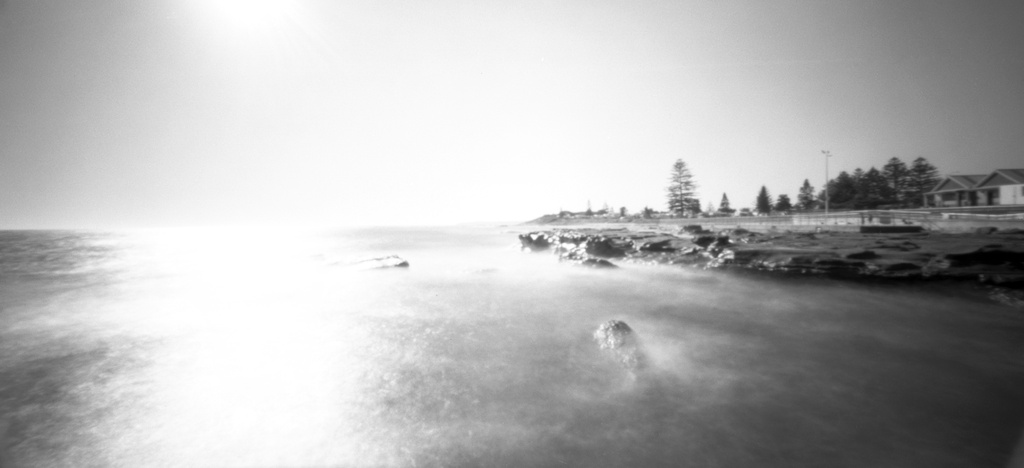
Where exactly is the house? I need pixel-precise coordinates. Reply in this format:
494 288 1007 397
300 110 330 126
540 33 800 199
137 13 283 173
926 169 1024 207
973 169 1024 206
927 174 987 207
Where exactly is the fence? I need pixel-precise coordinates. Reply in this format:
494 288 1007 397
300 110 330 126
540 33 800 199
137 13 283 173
557 207 1024 231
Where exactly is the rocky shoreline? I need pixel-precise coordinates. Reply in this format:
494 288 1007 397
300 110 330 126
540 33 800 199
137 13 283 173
518 225 1024 306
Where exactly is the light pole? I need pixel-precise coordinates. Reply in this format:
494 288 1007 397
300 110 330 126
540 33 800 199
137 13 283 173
821 150 832 219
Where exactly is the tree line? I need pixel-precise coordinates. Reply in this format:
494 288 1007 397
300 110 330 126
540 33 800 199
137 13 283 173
663 156 942 217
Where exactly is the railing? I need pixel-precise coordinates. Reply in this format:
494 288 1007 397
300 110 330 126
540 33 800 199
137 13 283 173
652 210 945 229
941 212 1024 220
558 206 1024 230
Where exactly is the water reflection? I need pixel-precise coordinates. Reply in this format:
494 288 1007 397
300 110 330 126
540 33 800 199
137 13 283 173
1 228 1023 467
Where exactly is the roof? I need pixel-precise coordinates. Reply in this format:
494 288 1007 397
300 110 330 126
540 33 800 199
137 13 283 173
927 174 987 194
976 169 1024 188
925 169 1024 194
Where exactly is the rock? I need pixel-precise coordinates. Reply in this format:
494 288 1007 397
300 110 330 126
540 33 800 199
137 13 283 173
352 255 409 270
989 288 1024 307
882 262 921 272
584 237 627 258
979 274 1024 287
558 246 618 268
693 235 729 248
593 320 644 370
681 225 704 234
976 227 998 235
579 258 618 269
632 236 676 252
519 232 552 251
946 248 1024 267
846 250 879 260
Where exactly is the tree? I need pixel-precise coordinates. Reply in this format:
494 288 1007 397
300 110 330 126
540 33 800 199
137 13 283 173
619 207 628 217
882 157 910 205
666 159 698 216
687 199 702 215
853 167 891 209
822 171 857 208
718 193 736 214
907 157 940 207
705 201 716 214
797 179 816 210
585 200 593 217
775 194 793 212
755 186 773 214
642 206 655 219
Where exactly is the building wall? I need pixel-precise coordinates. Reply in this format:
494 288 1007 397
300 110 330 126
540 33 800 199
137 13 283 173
999 184 1024 205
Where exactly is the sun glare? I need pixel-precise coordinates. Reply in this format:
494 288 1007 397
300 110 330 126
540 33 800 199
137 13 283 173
196 0 298 33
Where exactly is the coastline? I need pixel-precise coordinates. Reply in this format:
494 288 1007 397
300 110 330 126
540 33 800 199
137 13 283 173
514 221 1024 307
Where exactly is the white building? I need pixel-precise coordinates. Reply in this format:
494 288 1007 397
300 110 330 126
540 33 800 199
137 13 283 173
974 169 1024 206
926 169 1024 207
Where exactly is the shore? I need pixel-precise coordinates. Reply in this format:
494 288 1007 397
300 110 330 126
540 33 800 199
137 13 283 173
515 222 1024 307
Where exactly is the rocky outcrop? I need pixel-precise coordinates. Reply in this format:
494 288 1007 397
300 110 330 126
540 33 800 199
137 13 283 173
518 232 553 252
521 229 630 268
594 320 644 371
518 227 1024 293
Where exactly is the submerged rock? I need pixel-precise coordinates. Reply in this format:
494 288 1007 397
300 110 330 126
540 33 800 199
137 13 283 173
351 255 410 270
558 247 618 268
593 320 644 371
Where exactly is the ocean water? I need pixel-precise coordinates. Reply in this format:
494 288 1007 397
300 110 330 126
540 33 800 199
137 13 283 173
1 226 1023 467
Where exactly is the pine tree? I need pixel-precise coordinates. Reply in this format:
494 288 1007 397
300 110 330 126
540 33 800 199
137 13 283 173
907 157 940 207
666 159 698 216
718 193 735 214
882 157 910 205
775 194 793 212
797 179 816 210
854 167 891 209
823 171 857 208
755 186 773 214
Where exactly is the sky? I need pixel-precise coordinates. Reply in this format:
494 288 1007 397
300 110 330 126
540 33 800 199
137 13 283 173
1 0 1023 228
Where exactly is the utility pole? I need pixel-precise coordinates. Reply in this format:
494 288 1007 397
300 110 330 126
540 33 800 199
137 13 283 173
821 150 833 219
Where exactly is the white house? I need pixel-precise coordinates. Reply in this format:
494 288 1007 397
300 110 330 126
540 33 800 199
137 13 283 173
926 169 1024 207
973 169 1024 206
926 174 987 207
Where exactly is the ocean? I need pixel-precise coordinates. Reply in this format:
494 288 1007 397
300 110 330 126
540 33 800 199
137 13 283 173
1 226 1023 467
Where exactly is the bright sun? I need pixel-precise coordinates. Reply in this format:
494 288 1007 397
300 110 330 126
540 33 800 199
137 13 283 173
196 0 297 33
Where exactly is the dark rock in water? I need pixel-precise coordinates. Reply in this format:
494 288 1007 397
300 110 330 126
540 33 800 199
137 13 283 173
352 255 409 269
946 248 1024 267
632 236 676 252
593 320 644 370
976 226 998 235
989 288 1024 307
559 249 618 268
584 237 627 258
519 232 552 251
846 250 879 260
979 274 1024 287
693 235 730 248
681 224 704 234
579 258 618 269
